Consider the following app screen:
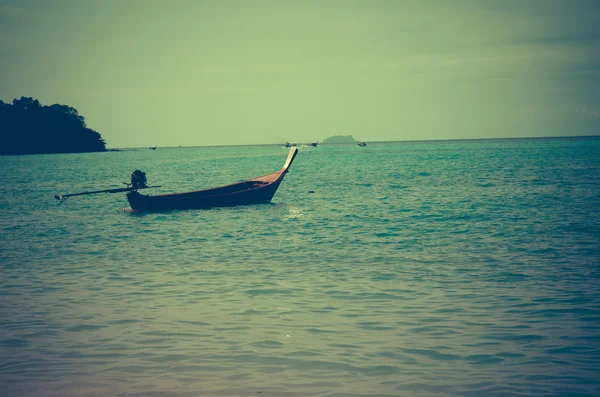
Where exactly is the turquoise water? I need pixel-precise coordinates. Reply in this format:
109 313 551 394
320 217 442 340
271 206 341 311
1 138 599 397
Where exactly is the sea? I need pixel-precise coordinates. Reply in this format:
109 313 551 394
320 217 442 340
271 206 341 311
1 137 599 397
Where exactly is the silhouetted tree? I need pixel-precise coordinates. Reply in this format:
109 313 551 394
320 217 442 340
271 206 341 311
0 97 107 155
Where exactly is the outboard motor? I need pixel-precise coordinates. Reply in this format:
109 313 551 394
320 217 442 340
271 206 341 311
130 170 147 189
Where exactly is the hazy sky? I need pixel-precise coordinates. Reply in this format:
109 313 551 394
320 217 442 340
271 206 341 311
1 0 599 148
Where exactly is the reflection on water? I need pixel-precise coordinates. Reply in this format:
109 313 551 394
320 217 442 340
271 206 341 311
283 207 304 220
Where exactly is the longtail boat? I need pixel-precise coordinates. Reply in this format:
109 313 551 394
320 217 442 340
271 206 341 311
126 147 298 211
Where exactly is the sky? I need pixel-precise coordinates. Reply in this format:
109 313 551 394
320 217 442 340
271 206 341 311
1 0 599 148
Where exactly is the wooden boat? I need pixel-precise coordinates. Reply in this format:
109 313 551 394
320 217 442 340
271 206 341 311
126 147 298 211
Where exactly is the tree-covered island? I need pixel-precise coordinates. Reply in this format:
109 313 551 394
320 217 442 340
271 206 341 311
0 97 107 155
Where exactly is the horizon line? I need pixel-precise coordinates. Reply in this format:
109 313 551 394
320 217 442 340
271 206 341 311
108 134 600 150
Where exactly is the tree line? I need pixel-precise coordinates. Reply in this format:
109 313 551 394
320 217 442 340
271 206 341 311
0 97 107 155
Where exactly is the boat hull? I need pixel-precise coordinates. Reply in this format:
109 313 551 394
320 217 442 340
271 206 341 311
126 179 283 211
126 147 298 211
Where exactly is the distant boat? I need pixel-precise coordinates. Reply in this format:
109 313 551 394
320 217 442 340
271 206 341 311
149 146 157 150
306 141 318 147
126 147 298 211
357 142 367 147
284 141 297 148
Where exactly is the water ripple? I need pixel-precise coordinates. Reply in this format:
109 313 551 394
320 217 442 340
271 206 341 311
1 140 599 396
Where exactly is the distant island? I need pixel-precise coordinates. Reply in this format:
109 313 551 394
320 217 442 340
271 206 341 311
0 97 107 155
322 135 356 144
